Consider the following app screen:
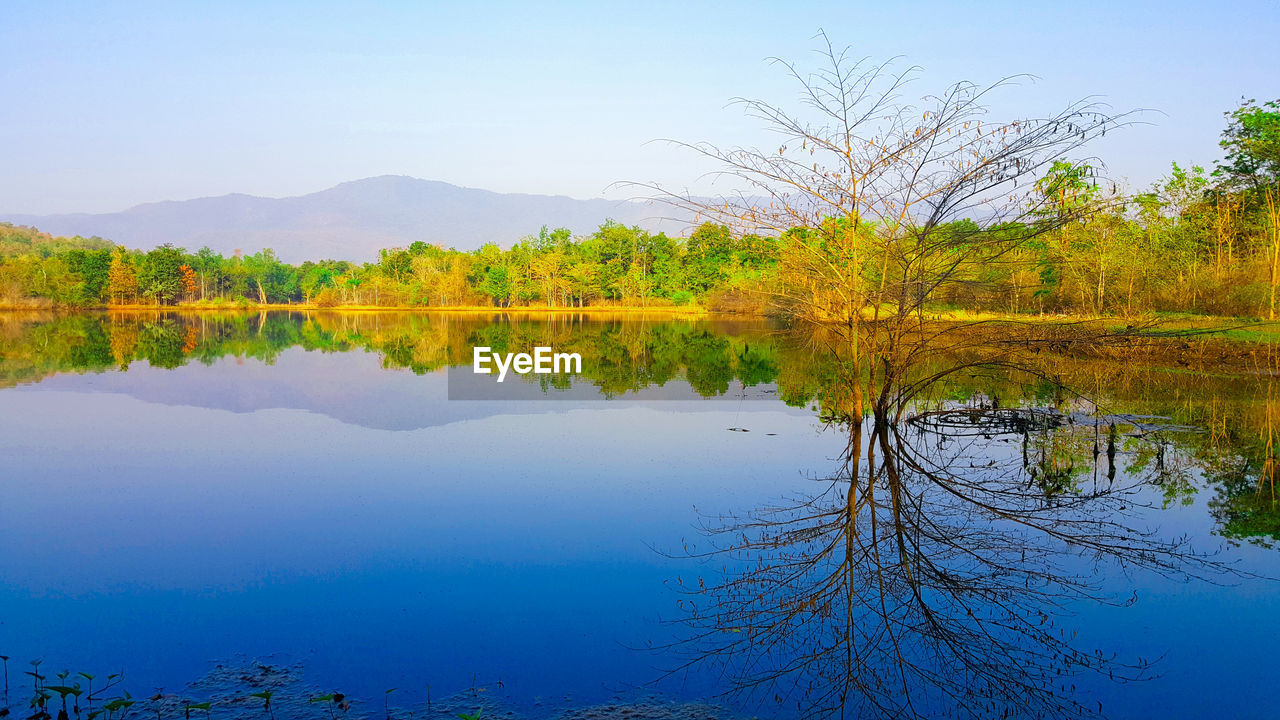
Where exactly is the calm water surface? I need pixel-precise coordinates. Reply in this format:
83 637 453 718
1 311 1277 719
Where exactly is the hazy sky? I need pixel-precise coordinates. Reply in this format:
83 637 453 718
2 0 1277 215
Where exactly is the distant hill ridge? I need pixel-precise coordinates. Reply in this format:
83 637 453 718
2 176 682 262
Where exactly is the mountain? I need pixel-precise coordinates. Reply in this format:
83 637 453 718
1 176 686 262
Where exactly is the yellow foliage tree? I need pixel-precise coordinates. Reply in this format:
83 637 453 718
106 250 137 305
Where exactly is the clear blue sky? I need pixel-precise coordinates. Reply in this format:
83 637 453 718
1 0 1277 214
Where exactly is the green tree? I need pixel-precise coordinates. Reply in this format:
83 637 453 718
64 247 113 304
684 222 734 292
243 249 298 303
479 265 512 306
139 243 186 305
192 246 224 300
1214 98 1280 191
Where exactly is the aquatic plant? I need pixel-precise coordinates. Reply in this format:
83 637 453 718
248 690 273 720
180 701 210 720
86 673 127 719
44 678 82 720
307 692 346 720
99 694 136 720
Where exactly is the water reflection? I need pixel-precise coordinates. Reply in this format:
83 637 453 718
3 310 1280 545
2 310 1280 717
0 310 798 400
668 409 1254 719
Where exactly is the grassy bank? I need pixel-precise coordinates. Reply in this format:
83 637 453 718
931 308 1280 344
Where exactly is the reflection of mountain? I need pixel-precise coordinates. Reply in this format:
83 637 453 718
1 312 811 430
20 348 803 431
0 311 807 399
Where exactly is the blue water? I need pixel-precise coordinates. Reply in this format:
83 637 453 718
0 347 839 712
2 331 1279 718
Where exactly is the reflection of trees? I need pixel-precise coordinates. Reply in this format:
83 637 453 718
0 311 801 398
5 309 1280 548
3 311 1273 422
1207 379 1280 546
1212 469 1280 545
315 314 790 399
667 414 1231 719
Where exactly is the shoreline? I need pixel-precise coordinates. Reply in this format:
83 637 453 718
0 303 713 315
3 304 1278 332
2 303 1277 320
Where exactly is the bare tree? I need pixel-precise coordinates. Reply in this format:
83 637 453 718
638 32 1140 425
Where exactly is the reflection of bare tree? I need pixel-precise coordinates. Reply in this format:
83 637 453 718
666 414 1230 720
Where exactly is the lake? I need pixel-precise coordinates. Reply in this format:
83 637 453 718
1 311 1278 719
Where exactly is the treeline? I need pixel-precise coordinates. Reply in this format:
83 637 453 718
778 98 1279 319
0 221 778 310
945 99 1280 317
945 155 1280 318
1 99 1276 317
